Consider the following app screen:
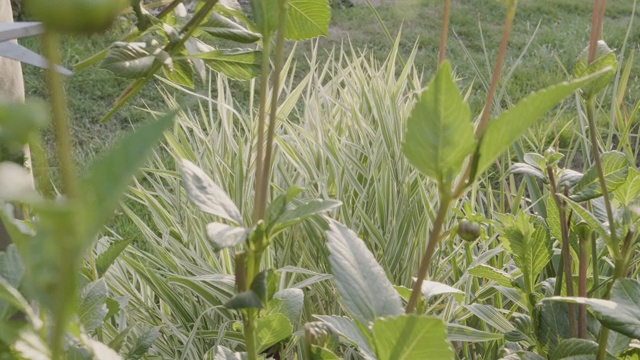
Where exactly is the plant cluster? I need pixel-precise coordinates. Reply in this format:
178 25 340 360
1 0 639 359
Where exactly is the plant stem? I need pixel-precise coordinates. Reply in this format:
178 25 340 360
546 167 577 336
588 0 607 63
578 233 588 338
586 97 619 258
406 194 451 313
252 40 272 224
258 0 289 220
474 1 516 139
42 30 78 360
437 0 451 65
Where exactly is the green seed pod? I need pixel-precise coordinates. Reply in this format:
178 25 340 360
457 219 480 242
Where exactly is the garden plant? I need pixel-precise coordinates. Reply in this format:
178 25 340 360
0 0 639 359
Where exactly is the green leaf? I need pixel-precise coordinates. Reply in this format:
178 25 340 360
574 41 618 98
78 113 174 249
325 220 403 325
559 195 611 246
201 13 260 43
0 244 24 289
101 42 155 79
476 70 611 177
0 100 49 153
570 151 628 202
250 0 279 38
420 280 464 302
251 268 278 304
447 324 504 342
402 61 475 184
550 338 615 360
285 0 330 40
614 168 640 205
78 279 108 333
468 264 514 287
180 159 243 225
465 304 516 333
269 288 304 324
126 326 161 360
534 301 572 355
188 49 261 80
162 58 194 89
224 291 262 310
206 346 248 360
314 315 375 359
508 163 548 183
206 223 249 250
256 313 293 353
372 315 453 360
309 345 340 360
547 279 640 340
272 198 341 233
95 238 133 278
494 213 552 294
0 276 39 325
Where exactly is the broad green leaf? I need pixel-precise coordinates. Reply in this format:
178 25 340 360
557 169 584 188
0 100 49 152
402 61 475 184
201 13 260 43
524 153 546 170
372 315 453 360
95 238 133 278
534 301 572 355
206 223 249 250
468 264 514 287
251 268 278 304
101 42 155 79
547 279 640 340
309 345 340 360
447 324 504 342
314 315 375 359
278 199 342 223
180 159 243 225
508 163 548 183
494 213 552 294
224 291 262 309
162 58 194 89
188 49 261 80
570 151 628 202
614 168 640 205
126 326 161 360
550 338 615 360
206 346 248 360
78 113 174 249
559 195 610 245
574 41 618 98
0 244 23 288
285 0 330 40
0 276 39 326
325 220 403 325
79 279 108 333
476 70 610 177
256 313 293 353
269 288 304 324
250 0 279 38
420 280 464 302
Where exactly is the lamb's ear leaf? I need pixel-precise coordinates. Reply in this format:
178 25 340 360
325 220 403 325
